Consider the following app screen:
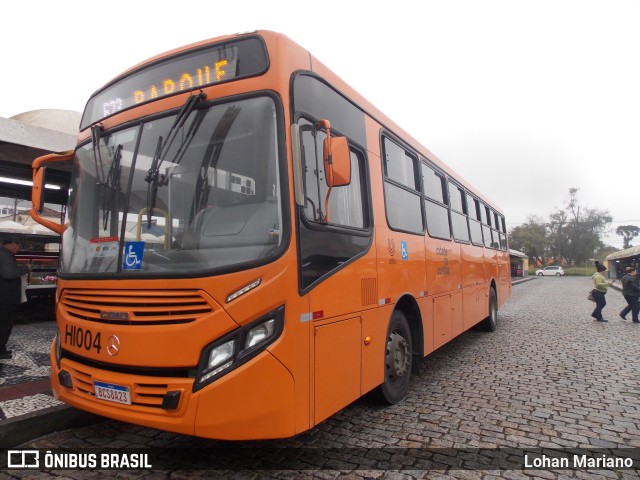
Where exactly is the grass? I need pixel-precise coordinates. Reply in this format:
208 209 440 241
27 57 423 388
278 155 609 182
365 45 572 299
527 266 596 276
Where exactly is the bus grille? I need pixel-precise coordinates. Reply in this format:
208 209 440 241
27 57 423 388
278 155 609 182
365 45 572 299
69 364 174 409
60 289 214 325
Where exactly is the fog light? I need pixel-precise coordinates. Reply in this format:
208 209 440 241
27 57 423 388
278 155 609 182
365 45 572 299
162 390 181 410
58 370 73 388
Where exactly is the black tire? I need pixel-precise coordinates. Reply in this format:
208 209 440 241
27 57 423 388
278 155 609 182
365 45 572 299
556 273 561 276
537 272 543 276
373 310 412 405
480 287 498 332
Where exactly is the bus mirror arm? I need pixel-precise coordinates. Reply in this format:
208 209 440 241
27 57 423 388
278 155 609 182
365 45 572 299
30 150 74 236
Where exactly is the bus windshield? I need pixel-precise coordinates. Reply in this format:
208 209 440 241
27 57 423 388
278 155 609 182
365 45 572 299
61 95 285 276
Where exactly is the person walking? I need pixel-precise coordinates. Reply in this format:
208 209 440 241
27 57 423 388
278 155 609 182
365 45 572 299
591 261 613 322
0 237 31 359
620 266 640 323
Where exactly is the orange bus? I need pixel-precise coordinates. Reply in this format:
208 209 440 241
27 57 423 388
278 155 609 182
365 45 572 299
31 30 511 440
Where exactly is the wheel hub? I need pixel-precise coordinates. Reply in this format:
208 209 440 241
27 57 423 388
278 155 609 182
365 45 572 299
387 331 410 378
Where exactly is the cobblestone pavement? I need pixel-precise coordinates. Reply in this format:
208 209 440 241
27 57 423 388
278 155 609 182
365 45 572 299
0 321 61 421
3 277 640 479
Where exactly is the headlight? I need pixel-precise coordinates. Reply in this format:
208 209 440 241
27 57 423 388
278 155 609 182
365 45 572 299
200 340 236 383
245 319 275 349
194 306 284 391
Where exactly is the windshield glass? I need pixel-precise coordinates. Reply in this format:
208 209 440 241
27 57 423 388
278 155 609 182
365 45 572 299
61 96 285 276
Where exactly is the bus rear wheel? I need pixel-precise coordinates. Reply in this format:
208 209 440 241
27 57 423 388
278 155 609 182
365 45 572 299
374 311 412 405
480 287 498 332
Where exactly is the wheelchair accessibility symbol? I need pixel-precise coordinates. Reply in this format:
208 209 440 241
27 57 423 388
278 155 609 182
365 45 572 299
401 241 408 260
123 242 144 270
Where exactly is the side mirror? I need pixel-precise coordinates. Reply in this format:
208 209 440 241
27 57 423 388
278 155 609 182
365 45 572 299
317 119 351 224
30 150 74 235
323 136 351 187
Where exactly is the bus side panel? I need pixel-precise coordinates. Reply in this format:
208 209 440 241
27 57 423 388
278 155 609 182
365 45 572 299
497 250 512 307
307 254 378 321
376 229 426 303
484 247 498 298
366 127 427 309
361 305 394 393
425 239 461 347
451 289 464 338
460 243 486 329
313 316 361 424
418 296 434 356
449 243 464 338
425 239 460 297
433 294 452 348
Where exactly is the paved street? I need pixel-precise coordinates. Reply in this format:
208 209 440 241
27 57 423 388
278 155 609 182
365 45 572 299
3 277 640 479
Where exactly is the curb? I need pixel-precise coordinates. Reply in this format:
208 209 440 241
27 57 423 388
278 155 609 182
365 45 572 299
0 404 104 449
512 277 535 285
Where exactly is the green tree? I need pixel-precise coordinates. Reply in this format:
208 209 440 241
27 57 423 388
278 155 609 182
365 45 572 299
510 187 613 267
562 188 612 264
547 208 569 264
616 225 640 249
509 216 547 265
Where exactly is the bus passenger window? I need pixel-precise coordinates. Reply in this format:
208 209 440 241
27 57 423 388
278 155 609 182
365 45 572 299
467 194 484 246
384 139 419 190
382 137 423 234
424 166 446 203
480 203 493 248
422 163 450 239
499 214 507 250
449 182 469 243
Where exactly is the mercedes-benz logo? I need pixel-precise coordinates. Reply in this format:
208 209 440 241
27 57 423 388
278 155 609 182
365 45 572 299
106 335 121 356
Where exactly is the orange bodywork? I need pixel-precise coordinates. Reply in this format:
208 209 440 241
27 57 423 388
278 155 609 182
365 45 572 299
39 31 511 440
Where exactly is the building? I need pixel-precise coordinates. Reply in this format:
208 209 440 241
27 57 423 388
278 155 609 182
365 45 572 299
509 249 529 277
606 245 640 279
0 109 78 243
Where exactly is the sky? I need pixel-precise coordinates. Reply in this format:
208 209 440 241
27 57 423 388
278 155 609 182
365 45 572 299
2 0 638 248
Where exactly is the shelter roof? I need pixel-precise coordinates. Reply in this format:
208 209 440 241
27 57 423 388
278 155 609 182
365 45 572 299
606 245 640 261
0 109 78 203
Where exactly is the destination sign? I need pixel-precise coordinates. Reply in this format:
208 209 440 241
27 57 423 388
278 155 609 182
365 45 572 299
81 36 268 130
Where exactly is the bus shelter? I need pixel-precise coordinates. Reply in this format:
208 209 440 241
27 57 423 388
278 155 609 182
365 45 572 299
0 109 77 205
510 249 529 277
606 245 640 279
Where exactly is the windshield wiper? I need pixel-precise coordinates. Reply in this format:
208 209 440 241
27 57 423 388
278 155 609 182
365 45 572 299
101 144 123 232
145 91 206 227
91 124 122 233
91 124 106 185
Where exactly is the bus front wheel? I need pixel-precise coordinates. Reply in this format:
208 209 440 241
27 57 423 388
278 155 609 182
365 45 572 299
374 311 412 405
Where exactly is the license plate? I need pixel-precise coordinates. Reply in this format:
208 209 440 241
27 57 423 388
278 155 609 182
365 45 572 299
94 381 131 405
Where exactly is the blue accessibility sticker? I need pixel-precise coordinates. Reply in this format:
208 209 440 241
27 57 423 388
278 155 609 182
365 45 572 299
401 241 408 260
122 241 144 270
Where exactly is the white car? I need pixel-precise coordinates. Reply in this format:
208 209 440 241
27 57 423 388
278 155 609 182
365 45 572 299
536 266 565 276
